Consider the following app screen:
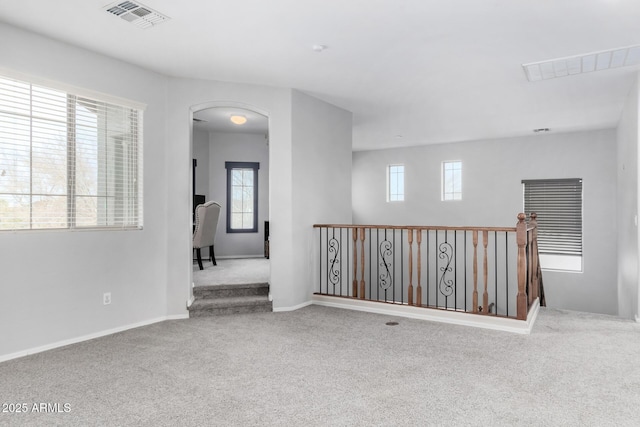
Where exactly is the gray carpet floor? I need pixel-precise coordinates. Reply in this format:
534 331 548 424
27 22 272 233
193 258 270 286
1 306 639 426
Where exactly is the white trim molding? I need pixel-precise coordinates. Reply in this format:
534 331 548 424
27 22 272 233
312 295 540 334
0 315 188 364
273 300 313 312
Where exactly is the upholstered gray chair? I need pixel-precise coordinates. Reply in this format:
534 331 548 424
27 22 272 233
193 201 221 270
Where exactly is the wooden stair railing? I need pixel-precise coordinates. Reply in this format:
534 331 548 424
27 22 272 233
315 213 541 321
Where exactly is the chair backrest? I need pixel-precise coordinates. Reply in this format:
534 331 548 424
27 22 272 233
193 201 221 249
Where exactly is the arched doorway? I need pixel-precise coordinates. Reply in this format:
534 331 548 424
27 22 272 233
188 102 271 313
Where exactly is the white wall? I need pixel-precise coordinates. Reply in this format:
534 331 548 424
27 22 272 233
291 90 353 304
353 130 618 315
0 23 170 359
209 131 270 257
192 128 210 197
0 26 355 359
616 74 640 320
165 79 295 310
165 83 354 312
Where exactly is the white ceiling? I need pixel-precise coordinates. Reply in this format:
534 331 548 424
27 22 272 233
1 0 639 150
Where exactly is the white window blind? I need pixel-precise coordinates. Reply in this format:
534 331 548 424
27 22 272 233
0 75 143 231
522 178 582 256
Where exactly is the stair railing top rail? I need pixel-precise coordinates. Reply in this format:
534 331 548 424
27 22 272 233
313 224 517 233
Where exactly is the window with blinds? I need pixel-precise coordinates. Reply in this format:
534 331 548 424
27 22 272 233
0 75 143 231
522 178 582 269
225 161 259 233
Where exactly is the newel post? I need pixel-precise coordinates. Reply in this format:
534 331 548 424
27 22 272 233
516 213 528 320
529 213 539 302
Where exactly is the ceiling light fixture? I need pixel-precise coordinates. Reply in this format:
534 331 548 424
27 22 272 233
522 44 640 82
230 115 247 125
312 44 327 53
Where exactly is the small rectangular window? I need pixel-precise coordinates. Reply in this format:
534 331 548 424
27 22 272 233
387 164 404 202
225 161 259 233
442 161 462 201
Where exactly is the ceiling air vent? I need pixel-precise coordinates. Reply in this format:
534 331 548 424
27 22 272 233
104 1 169 29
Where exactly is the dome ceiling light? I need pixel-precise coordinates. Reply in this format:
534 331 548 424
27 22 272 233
230 115 247 125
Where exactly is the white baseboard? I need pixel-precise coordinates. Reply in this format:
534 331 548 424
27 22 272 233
216 255 265 259
273 300 313 312
312 295 539 335
167 314 190 321
1 315 187 364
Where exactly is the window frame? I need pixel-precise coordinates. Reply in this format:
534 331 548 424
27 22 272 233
387 164 405 202
441 160 462 201
0 72 144 232
225 161 259 233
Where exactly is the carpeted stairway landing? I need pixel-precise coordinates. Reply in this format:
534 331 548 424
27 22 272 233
188 282 272 317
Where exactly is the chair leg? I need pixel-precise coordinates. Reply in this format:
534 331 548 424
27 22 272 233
196 248 204 270
210 245 217 266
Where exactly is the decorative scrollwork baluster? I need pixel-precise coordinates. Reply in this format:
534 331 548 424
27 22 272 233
438 241 454 297
379 238 393 291
328 236 340 290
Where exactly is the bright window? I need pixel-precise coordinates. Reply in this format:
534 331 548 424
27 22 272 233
388 164 404 202
522 178 583 272
442 161 462 201
225 161 259 233
0 75 143 231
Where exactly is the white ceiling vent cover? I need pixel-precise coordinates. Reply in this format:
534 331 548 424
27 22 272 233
523 44 640 82
104 1 169 29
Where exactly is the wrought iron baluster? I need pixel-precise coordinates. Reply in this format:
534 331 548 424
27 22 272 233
379 229 393 300
493 231 498 314
438 230 454 307
472 230 478 313
325 227 329 294
328 228 340 294
454 230 457 311
506 231 509 317
483 230 489 314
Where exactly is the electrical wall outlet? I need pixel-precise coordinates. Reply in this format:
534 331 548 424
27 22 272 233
103 292 111 305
